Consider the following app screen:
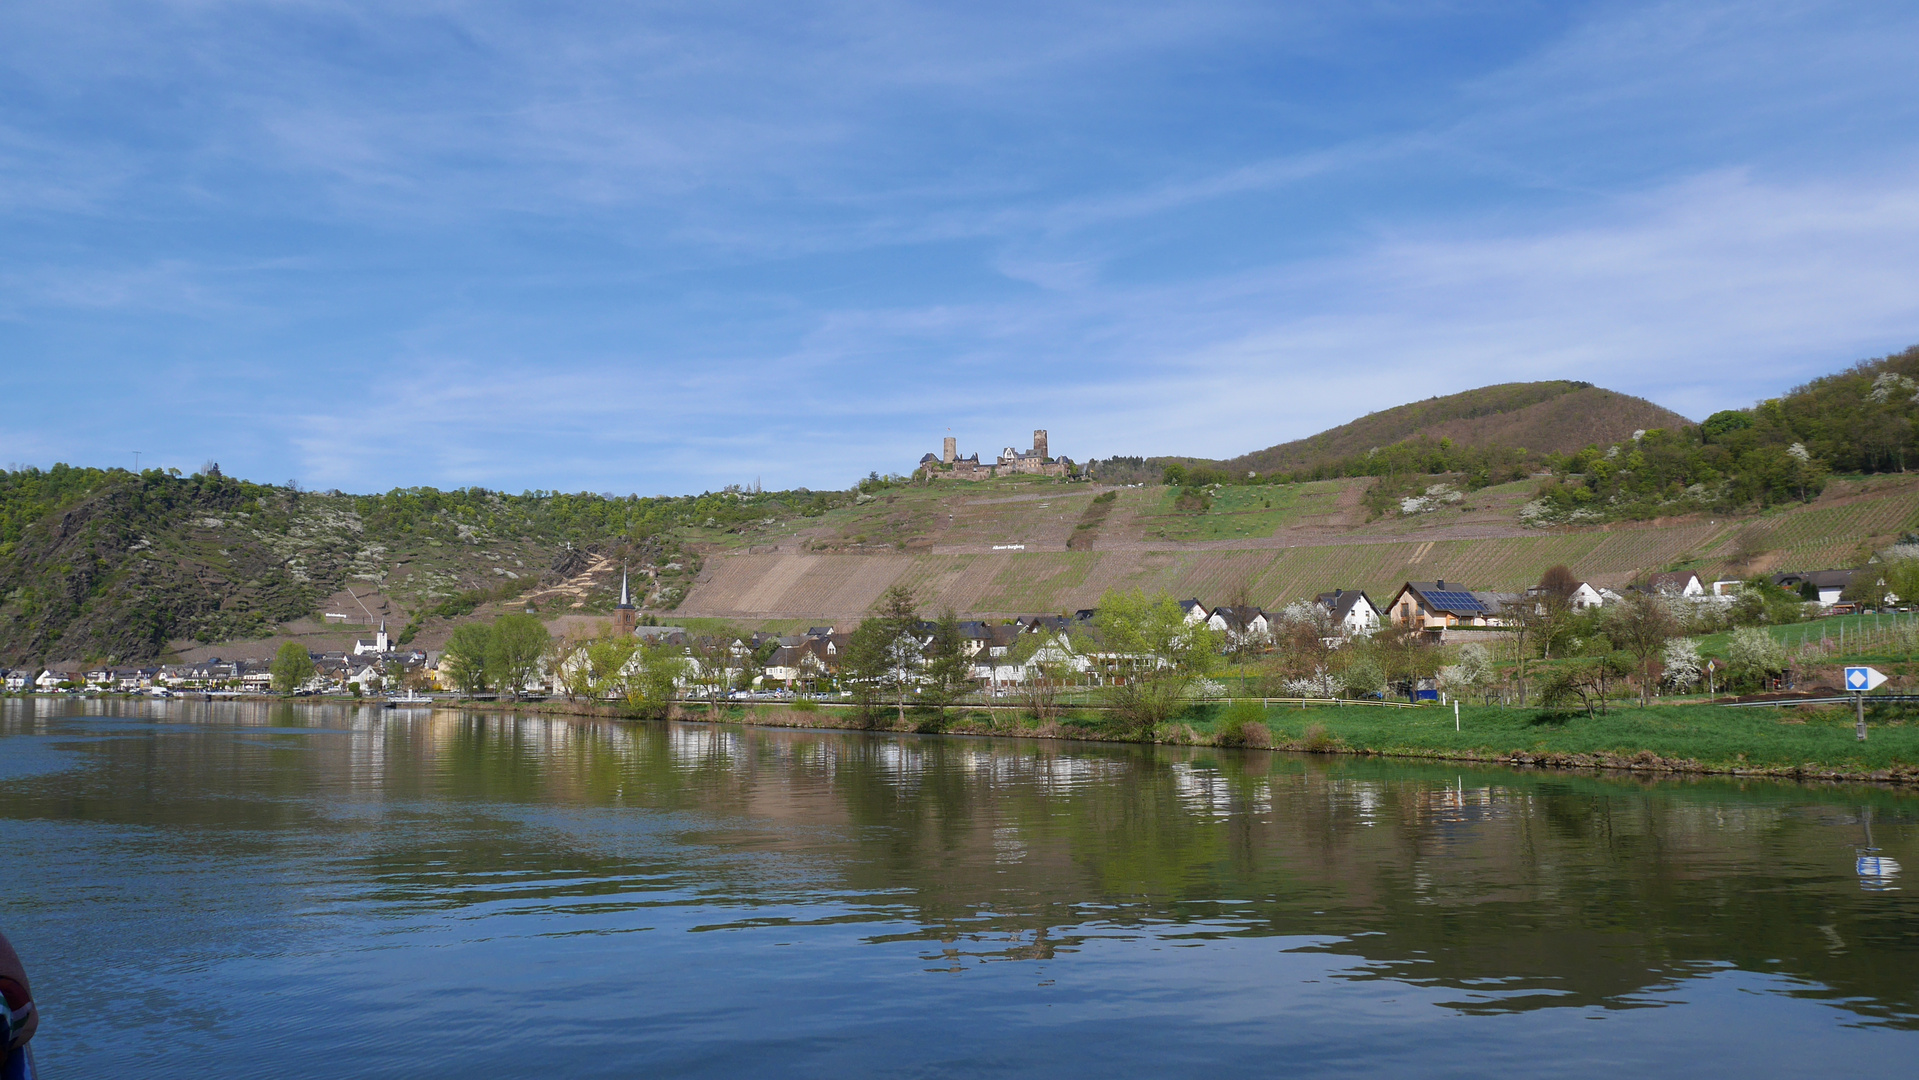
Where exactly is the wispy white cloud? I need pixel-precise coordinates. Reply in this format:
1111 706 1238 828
5 1 1919 494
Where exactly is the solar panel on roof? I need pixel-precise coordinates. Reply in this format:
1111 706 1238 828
1423 590 1486 612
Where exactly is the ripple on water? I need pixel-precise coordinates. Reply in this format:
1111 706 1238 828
0 736 89 780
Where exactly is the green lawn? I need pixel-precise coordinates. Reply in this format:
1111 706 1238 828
1198 701 1919 775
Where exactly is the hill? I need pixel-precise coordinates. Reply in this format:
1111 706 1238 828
9 344 1919 665
1220 381 1694 477
0 467 835 666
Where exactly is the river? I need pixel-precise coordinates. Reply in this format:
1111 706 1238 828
2 698 1916 1077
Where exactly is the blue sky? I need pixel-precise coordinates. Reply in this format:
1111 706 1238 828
4 1 1919 495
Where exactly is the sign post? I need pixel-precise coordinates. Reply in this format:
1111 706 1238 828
1845 665 1887 741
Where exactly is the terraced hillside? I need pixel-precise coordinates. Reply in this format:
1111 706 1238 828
675 473 1919 620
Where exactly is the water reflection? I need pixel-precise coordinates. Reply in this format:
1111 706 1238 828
3 699 1918 1077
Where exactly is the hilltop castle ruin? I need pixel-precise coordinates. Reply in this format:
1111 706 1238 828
919 430 1073 480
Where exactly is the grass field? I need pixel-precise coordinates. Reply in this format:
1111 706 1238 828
1214 701 1919 776
1140 481 1348 541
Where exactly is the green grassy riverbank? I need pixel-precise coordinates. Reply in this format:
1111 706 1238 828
1231 701 1919 781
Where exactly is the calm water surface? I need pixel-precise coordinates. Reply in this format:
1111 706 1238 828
3 699 1917 1078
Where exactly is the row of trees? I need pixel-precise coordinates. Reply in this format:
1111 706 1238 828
835 586 1224 737
441 613 551 697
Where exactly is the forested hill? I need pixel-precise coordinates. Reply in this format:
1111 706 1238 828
0 467 843 667
1224 381 1692 478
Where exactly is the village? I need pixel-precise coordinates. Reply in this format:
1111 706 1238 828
2 563 1869 704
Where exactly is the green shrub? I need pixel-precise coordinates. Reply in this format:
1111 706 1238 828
790 695 819 712
1214 699 1272 748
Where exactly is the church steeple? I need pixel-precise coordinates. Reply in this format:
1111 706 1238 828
613 563 637 636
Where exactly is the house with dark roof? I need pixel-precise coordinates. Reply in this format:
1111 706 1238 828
1386 580 1503 631
1314 589 1381 638
765 640 833 688
1205 605 1271 645
1772 568 1860 605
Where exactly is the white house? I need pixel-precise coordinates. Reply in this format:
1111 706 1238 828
1569 582 1606 610
1205 605 1272 646
1649 571 1706 597
36 670 72 691
1314 589 1381 638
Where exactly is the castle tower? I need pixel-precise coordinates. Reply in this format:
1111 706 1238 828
943 436 956 464
1032 429 1048 460
612 565 638 636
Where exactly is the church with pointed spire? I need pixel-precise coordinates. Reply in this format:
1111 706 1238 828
352 622 391 656
612 565 638 636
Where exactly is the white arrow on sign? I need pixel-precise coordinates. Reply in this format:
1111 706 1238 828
1845 666 1888 692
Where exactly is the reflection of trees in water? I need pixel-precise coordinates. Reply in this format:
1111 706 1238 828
4 699 1919 1024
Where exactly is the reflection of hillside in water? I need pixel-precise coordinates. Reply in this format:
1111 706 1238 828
4 699 1917 1026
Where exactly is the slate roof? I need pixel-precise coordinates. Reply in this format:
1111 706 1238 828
1773 568 1859 590
1315 589 1376 621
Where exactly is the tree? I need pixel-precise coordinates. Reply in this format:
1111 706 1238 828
1528 567 1580 659
684 635 735 710
486 613 551 697
843 586 923 725
1662 637 1703 692
1728 578 1807 627
1008 628 1077 723
1879 557 1919 608
624 642 685 719
1726 627 1787 688
1093 589 1220 737
1606 591 1679 706
1537 653 1631 718
1537 565 1579 603
270 641 315 694
443 623 493 694
1334 646 1387 700
1438 642 1493 703
920 610 972 712
1267 602 1339 698
1372 624 1437 696
556 630 638 701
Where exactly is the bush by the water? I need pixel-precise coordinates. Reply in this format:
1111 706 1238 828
1214 699 1273 747
1298 722 1339 753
